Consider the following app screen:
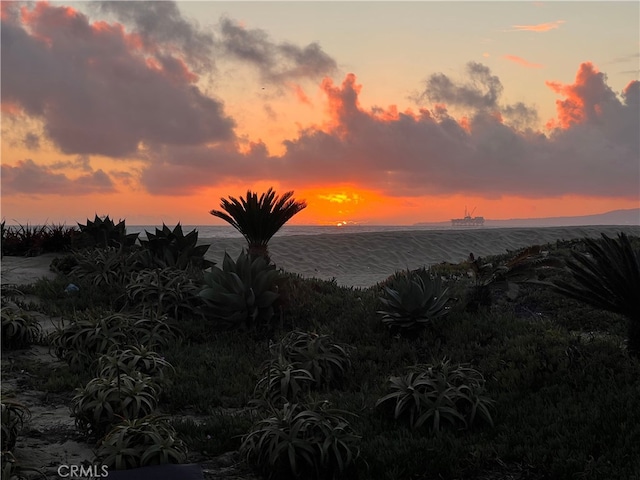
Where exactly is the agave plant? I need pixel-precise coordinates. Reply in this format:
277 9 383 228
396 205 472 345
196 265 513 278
553 233 640 355
210 188 306 261
199 250 280 329
139 223 213 270
95 415 188 470
378 269 450 331
376 359 494 433
240 402 359 480
76 215 138 249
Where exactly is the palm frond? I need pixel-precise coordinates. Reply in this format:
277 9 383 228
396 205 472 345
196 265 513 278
553 233 640 321
210 188 307 250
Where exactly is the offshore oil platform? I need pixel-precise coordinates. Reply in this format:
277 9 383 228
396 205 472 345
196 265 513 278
451 207 485 227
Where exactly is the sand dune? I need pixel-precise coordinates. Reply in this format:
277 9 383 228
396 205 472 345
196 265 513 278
201 225 640 288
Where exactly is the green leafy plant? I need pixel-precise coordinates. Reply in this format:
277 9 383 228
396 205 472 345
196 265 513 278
1 399 31 451
466 246 562 311
126 268 201 320
199 250 280 329
274 331 352 390
71 373 160 437
75 215 138 249
95 415 188 470
553 232 640 355
1 303 42 349
71 246 143 287
376 359 494 433
50 312 180 372
254 356 315 405
378 269 450 331
139 223 213 270
240 402 360 480
210 188 307 261
97 346 174 387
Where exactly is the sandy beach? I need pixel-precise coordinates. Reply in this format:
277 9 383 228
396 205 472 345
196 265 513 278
200 225 640 288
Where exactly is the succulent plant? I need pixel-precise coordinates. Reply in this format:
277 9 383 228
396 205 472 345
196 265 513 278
95 415 188 470
240 402 359 480
199 250 280 329
378 269 450 331
139 223 213 270
1 303 42 349
71 373 160 437
376 359 494 433
76 215 138 249
1 399 31 451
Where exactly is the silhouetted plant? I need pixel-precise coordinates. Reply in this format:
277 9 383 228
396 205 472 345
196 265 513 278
210 188 306 261
199 250 280 329
76 215 138 249
378 269 450 331
139 223 213 270
553 232 640 355
1 303 42 349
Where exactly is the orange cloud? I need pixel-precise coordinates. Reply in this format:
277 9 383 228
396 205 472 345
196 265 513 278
545 62 606 129
503 55 543 69
511 20 565 32
292 84 312 106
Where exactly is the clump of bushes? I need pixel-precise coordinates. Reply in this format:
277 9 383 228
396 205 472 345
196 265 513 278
1 221 78 256
376 359 494 433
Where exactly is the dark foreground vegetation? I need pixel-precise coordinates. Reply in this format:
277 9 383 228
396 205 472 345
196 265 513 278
2 216 640 479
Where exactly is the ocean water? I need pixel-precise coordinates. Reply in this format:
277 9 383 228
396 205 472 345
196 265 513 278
126 224 461 239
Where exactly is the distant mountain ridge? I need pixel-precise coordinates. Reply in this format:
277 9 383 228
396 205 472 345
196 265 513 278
415 208 640 227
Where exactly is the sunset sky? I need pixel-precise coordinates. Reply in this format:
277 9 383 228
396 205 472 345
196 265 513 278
1 1 639 226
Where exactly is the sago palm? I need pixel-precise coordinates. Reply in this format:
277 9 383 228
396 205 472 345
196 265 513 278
210 188 307 261
553 232 640 355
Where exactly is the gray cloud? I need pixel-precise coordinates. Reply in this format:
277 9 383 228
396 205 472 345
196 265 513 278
23 132 40 151
219 17 337 84
90 1 215 73
421 62 504 110
1 159 116 195
1 3 235 158
141 66 638 201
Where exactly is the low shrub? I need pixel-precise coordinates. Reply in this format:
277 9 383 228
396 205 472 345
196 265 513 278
95 415 188 470
126 268 201 320
240 402 360 480
96 346 175 388
254 356 315 405
376 359 494 433
1 399 31 451
1 303 42 349
71 373 160 437
274 330 352 390
50 312 180 373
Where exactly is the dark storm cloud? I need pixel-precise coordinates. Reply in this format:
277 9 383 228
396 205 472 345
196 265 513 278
1 159 116 195
218 17 337 84
1 2 235 158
